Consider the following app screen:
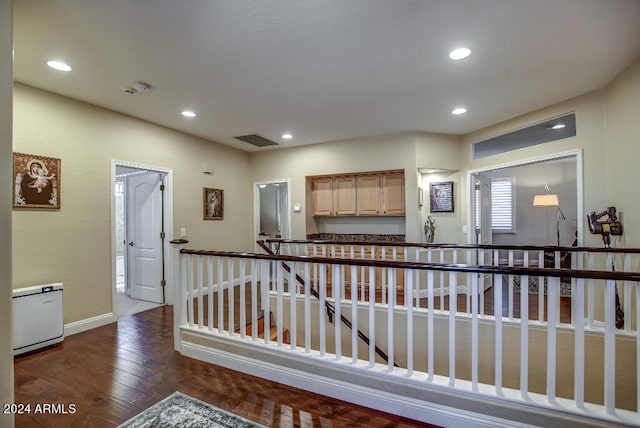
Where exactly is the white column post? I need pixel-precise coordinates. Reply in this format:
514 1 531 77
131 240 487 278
170 239 189 352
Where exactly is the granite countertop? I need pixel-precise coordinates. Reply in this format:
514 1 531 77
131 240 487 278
307 233 405 243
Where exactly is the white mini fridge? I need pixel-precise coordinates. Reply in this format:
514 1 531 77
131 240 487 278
13 283 64 355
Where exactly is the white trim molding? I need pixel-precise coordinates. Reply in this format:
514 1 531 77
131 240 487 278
64 312 115 336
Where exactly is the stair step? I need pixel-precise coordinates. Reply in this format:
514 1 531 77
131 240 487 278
236 312 289 344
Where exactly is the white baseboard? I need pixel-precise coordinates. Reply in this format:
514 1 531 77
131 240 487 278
181 341 528 428
64 312 115 336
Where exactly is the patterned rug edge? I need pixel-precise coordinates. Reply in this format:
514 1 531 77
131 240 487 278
118 391 266 428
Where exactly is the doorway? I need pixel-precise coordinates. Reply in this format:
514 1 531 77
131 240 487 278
468 150 583 252
254 179 290 250
112 161 173 319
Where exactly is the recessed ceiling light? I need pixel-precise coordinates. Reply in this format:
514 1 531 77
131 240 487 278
448 48 471 60
181 111 196 118
551 123 566 130
451 107 467 115
47 60 72 72
282 133 293 139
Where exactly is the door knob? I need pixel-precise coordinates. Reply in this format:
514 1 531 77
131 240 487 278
128 242 135 247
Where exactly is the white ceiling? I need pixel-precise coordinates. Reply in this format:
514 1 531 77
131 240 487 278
13 0 640 152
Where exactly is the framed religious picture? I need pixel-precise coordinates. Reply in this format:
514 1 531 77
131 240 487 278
429 181 454 213
203 187 224 220
13 152 61 209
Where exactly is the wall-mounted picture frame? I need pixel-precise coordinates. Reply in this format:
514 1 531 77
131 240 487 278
203 187 224 220
13 152 61 209
430 181 454 213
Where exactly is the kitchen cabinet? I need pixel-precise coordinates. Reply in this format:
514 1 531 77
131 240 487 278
356 175 380 215
312 177 333 216
311 170 404 217
333 176 356 215
381 172 405 215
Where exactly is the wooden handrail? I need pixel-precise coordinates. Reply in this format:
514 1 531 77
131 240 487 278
255 240 398 367
180 248 640 282
265 238 640 254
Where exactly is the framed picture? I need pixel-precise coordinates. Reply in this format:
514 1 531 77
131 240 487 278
430 181 454 213
203 187 224 220
13 152 61 209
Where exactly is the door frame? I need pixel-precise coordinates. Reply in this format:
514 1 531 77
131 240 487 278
111 160 174 317
466 149 584 246
253 178 291 251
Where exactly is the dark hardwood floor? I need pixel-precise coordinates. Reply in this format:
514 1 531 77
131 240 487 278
14 305 439 428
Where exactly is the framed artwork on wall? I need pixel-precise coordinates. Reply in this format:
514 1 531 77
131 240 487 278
13 152 61 209
203 187 224 220
430 181 454 213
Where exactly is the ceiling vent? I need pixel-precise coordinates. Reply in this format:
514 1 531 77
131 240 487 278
233 134 279 147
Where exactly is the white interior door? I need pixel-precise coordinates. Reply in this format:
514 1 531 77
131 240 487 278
475 174 493 290
127 172 164 303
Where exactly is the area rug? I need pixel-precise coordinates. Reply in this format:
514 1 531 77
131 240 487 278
118 392 266 428
512 276 571 297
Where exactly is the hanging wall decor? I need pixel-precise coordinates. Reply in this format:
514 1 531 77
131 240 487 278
13 152 61 209
203 187 224 220
429 181 454 213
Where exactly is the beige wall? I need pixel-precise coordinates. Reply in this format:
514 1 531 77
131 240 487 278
12 84 254 324
1 1 14 426
605 57 640 247
461 89 609 247
249 132 463 242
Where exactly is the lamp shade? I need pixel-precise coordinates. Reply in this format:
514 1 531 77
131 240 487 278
533 194 559 207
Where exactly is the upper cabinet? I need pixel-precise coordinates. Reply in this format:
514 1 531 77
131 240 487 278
356 174 380 215
312 177 334 216
381 172 405 215
311 170 404 217
333 176 357 215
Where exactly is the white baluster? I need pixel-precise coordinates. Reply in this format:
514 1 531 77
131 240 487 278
304 262 311 353
495 273 503 394
197 255 204 329
251 259 258 341
319 263 326 357
415 248 421 309
547 275 559 402
351 264 358 364
604 279 616 414
369 265 376 368
217 257 224 334
228 258 234 337
276 258 284 347
187 254 194 328
449 271 456 386
334 262 342 361
439 248 445 311
290 260 297 350
574 277 585 408
261 260 270 344
406 268 414 377
520 253 529 399
508 250 514 319
427 270 434 382
208 257 214 332
239 259 246 338
624 253 632 332
388 267 395 372
471 271 478 392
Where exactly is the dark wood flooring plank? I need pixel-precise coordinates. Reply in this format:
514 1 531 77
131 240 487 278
14 305 438 428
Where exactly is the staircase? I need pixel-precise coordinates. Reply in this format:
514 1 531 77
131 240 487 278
237 312 289 344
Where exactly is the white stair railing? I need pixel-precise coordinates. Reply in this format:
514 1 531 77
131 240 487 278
171 240 640 425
